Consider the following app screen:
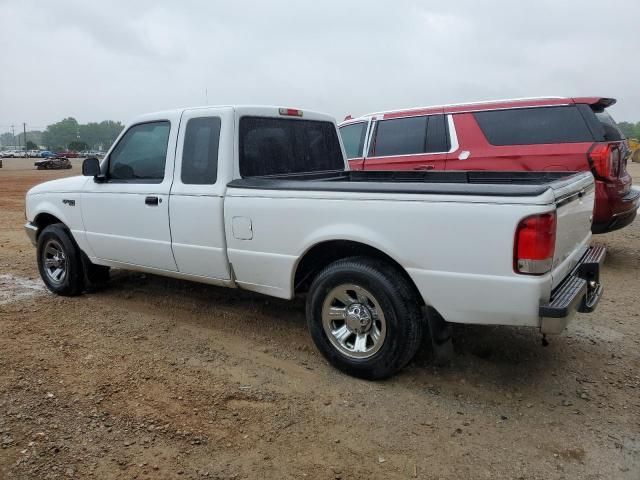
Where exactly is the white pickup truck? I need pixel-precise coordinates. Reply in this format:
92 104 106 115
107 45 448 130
24 106 605 379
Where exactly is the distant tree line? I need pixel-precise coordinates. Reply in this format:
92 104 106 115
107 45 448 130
42 118 124 151
0 117 124 151
618 121 640 140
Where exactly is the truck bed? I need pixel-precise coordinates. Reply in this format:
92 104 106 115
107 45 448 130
227 170 592 198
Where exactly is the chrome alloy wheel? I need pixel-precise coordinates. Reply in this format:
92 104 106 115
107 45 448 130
321 284 387 359
42 239 67 285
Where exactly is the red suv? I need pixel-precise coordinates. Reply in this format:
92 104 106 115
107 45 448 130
339 97 638 233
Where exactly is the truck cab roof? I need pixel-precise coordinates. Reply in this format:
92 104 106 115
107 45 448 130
128 105 336 126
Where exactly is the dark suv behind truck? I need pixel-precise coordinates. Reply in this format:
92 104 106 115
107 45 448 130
340 97 638 233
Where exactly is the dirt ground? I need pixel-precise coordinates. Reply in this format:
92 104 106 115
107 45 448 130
0 157 638 480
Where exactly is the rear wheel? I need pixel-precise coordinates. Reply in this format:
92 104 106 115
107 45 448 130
37 223 84 296
306 256 424 380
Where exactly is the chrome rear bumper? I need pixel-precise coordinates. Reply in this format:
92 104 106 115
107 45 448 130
539 244 606 334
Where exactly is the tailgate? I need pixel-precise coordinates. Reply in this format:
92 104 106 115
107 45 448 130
549 172 595 289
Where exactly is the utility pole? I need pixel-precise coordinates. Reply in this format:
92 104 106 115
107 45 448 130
23 123 27 152
10 125 15 148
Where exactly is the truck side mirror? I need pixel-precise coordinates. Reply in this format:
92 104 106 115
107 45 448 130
82 157 100 177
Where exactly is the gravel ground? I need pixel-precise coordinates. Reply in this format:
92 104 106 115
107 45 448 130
0 158 639 479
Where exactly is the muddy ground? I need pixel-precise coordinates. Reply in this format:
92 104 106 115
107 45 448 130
0 157 638 480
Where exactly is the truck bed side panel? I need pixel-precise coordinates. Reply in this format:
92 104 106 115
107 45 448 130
224 190 556 326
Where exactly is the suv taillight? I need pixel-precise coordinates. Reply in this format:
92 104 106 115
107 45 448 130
514 212 556 275
588 142 620 180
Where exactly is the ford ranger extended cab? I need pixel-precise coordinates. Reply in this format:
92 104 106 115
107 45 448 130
24 106 605 379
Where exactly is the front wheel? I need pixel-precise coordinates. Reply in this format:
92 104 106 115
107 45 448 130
37 223 84 296
306 256 424 380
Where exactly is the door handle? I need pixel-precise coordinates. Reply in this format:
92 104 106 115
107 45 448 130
145 196 160 206
413 165 435 171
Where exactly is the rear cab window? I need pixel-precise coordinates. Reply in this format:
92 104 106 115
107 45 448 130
473 106 594 145
239 117 344 177
369 114 449 157
339 122 368 159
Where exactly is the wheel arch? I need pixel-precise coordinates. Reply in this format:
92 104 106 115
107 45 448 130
33 212 66 240
293 239 425 306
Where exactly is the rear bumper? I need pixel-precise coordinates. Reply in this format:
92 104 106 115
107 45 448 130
539 244 606 334
592 185 639 234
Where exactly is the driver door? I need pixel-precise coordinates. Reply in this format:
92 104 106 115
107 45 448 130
81 118 178 271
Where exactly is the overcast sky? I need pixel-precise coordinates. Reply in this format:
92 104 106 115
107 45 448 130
1 0 639 134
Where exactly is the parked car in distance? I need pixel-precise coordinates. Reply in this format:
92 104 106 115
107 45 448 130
40 151 56 158
34 157 72 170
8 150 28 158
79 150 106 158
56 150 79 158
0 151 13 158
340 96 639 234
24 105 605 379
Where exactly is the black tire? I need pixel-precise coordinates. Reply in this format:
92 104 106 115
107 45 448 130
37 223 84 296
306 256 424 380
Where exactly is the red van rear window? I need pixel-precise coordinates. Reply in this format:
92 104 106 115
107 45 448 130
473 106 593 146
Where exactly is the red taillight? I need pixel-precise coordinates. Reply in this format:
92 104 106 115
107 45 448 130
588 142 620 180
610 147 621 177
279 108 303 117
514 212 557 275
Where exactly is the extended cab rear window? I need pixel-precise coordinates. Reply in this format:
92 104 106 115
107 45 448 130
473 106 593 145
181 117 221 185
239 117 344 177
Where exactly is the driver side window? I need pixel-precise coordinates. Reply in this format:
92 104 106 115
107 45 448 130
108 121 170 182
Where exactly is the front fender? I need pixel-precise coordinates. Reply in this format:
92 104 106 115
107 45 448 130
27 194 92 256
